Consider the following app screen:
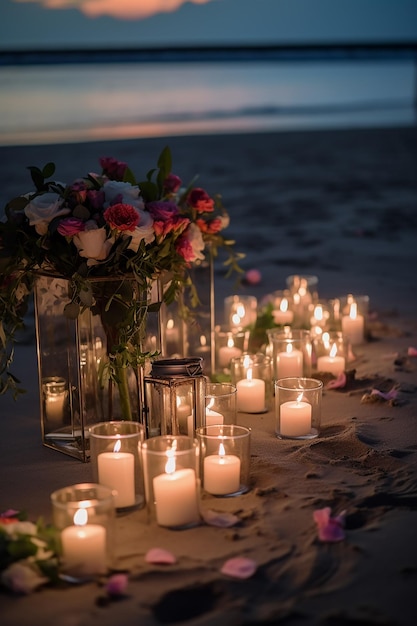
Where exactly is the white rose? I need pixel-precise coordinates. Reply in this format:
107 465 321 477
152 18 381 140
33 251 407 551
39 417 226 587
187 223 205 262
73 220 113 264
24 192 69 235
126 209 155 252
103 181 144 209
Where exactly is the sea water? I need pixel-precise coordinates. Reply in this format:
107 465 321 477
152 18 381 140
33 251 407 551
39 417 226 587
0 57 415 146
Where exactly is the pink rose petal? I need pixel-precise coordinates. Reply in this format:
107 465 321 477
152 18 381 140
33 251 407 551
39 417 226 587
221 557 257 579
145 548 177 565
244 269 262 285
408 347 417 357
370 387 398 401
313 507 346 543
105 573 129 596
201 509 240 528
326 372 347 389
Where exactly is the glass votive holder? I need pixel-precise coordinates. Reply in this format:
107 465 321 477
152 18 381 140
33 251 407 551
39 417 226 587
196 425 251 496
224 295 257 330
214 327 250 373
308 301 331 337
89 421 145 512
275 377 323 440
271 289 295 326
313 331 348 375
50 483 115 582
141 435 200 529
339 294 369 345
230 353 272 413
205 382 237 425
267 328 312 379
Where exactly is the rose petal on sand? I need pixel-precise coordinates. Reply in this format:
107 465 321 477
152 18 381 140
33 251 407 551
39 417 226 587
326 372 347 389
145 548 177 565
370 387 398 401
105 573 129 596
221 557 257 579
201 509 240 528
313 507 346 542
408 347 417 357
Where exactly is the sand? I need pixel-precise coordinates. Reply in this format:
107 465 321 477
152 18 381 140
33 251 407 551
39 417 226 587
1 125 417 625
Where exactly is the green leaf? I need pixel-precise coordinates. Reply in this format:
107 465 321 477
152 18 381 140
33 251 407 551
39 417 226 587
138 180 158 203
42 162 56 180
27 166 45 191
123 166 137 186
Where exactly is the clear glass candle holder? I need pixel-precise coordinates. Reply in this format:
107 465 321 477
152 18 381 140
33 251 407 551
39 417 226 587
308 301 331 338
214 327 250 373
230 353 272 413
196 425 251 496
339 294 369 346
271 289 295 326
50 483 115 582
89 421 145 512
267 328 312 380
275 377 323 440
224 294 257 330
313 331 348 376
205 382 237 426
286 274 319 326
141 435 200 529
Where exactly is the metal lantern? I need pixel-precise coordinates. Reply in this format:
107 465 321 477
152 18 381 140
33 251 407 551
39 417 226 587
143 357 206 438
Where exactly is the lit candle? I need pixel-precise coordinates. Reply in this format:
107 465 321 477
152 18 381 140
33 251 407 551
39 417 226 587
236 368 265 413
61 507 107 577
205 398 225 426
98 439 135 508
341 302 364 346
276 343 303 378
280 395 312 438
230 302 246 328
218 335 242 368
310 304 327 329
273 298 294 325
203 442 241 495
153 452 200 527
317 343 345 376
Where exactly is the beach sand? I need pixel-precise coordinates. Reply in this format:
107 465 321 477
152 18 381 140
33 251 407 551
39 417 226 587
1 125 417 625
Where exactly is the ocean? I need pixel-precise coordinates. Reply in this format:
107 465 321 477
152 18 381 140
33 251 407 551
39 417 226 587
0 55 415 146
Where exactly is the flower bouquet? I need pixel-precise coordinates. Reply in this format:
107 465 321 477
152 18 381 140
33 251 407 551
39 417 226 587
0 147 242 457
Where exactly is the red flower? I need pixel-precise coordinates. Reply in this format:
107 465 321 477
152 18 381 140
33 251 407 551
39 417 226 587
104 203 140 232
57 217 86 237
196 217 223 234
163 174 182 194
100 157 128 181
187 188 214 213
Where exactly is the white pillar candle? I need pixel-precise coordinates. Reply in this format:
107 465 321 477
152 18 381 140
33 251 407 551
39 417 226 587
341 302 364 345
45 394 65 424
205 407 225 426
280 399 312 438
203 443 241 495
236 370 265 413
317 355 345 376
61 508 107 577
218 336 242 368
273 298 294 325
153 456 200 527
276 343 303 378
98 440 135 508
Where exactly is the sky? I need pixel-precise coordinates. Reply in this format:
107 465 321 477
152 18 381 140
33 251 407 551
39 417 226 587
1 0 417 50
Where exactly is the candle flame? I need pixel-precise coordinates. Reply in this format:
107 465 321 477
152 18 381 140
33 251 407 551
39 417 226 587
349 302 358 320
200 334 207 347
322 331 330 348
167 318 174 330
73 508 88 526
280 298 288 313
286 343 293 355
227 336 235 349
314 305 323 321
293 293 300 305
231 313 241 325
113 438 122 453
330 343 338 358
165 449 176 475
296 393 304 404
236 304 245 318
218 442 226 457
243 354 251 368
247 368 253 381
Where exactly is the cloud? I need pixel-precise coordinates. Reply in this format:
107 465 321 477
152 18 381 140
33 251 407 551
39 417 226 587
16 0 212 20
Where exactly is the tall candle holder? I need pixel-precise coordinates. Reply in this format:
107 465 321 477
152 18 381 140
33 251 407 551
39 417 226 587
89 421 145 512
230 353 272 413
275 377 323 440
196 424 251 496
141 435 200 529
50 483 115 582
267 328 312 380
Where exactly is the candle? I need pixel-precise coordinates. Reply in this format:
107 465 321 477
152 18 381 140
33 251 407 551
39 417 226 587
276 343 303 378
317 343 345 376
153 453 199 527
205 407 225 426
218 335 242 368
203 442 241 495
45 394 65 424
61 507 107 577
98 439 135 508
236 369 265 413
341 302 364 345
273 298 294 325
280 397 312 438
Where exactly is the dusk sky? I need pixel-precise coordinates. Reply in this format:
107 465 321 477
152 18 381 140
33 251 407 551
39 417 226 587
1 0 417 50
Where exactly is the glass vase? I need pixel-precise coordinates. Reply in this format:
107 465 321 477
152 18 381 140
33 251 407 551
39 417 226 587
34 273 162 461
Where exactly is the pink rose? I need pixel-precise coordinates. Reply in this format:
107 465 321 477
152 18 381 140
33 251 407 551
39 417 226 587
104 203 140 231
100 157 128 180
176 223 205 263
57 217 85 237
163 174 182 194
196 217 223 234
187 188 214 213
